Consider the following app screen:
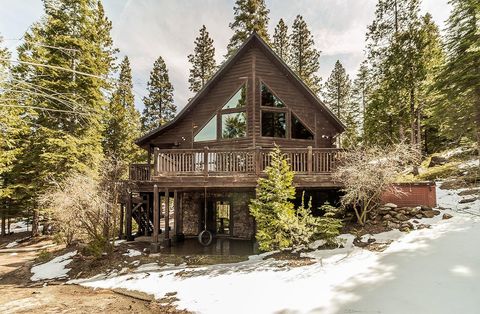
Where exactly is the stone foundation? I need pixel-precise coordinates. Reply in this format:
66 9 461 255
179 189 255 239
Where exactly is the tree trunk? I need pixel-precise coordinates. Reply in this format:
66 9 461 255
410 87 416 146
476 89 480 158
32 208 40 237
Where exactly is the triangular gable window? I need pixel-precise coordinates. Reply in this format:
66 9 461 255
194 116 217 142
291 114 313 140
222 85 247 109
261 83 285 107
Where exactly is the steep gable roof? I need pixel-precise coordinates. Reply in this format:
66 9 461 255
136 32 345 146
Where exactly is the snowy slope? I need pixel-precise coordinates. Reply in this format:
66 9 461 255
72 185 480 314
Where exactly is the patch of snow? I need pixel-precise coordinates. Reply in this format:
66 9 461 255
113 239 126 247
6 241 18 248
458 158 479 169
72 185 480 314
123 249 141 257
438 147 468 159
30 250 77 282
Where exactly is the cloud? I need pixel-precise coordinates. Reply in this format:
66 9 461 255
2 0 451 111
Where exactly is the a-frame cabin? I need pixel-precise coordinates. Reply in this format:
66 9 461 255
124 32 345 244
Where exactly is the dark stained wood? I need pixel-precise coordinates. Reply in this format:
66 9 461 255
153 184 159 243
164 188 170 245
118 203 124 239
126 192 133 241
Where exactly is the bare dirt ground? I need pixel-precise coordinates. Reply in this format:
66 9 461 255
0 233 188 313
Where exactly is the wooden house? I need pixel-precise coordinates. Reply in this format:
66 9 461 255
123 33 345 245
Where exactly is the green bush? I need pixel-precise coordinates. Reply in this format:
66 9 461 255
249 146 343 251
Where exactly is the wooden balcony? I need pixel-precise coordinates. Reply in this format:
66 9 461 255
129 147 343 188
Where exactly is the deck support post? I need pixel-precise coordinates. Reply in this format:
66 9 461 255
147 146 152 179
307 146 313 174
164 188 171 247
119 203 124 239
152 185 159 243
173 190 179 239
126 192 133 241
145 193 150 236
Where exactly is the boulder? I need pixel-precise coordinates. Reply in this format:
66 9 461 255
442 213 453 220
386 221 400 229
459 197 478 204
423 210 436 218
415 214 423 219
383 214 392 220
395 213 409 221
433 210 441 216
410 207 421 215
384 203 398 209
428 155 448 167
417 224 431 230
420 205 432 211
378 207 391 215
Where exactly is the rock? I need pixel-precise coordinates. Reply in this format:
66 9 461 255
395 213 409 221
378 207 391 215
420 205 432 211
386 221 400 229
459 197 478 204
413 220 419 224
417 224 431 230
442 213 453 220
428 155 448 167
433 210 441 216
409 207 421 215
423 210 436 218
384 203 398 209
415 214 423 219
383 214 392 220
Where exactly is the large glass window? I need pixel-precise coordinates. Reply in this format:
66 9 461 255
262 111 286 138
222 85 247 109
194 116 217 142
261 83 285 107
222 112 246 139
194 84 247 142
291 115 313 139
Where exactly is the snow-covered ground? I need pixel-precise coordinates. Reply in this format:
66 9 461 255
71 185 480 314
30 251 77 281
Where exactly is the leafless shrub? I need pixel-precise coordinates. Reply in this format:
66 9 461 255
332 143 421 225
39 160 125 253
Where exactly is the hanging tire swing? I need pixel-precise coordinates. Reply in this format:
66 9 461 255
198 186 213 246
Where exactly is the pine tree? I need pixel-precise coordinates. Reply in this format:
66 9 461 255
10 0 116 235
289 15 321 94
351 61 370 135
322 60 359 146
188 25 216 93
226 0 270 57
103 56 142 173
141 56 176 132
272 18 289 60
434 0 480 153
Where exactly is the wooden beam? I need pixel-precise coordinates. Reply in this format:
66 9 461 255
153 185 159 243
118 203 124 239
145 193 150 236
173 190 178 236
164 188 170 241
126 192 133 241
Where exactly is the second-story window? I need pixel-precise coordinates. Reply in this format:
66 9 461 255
261 82 287 138
194 84 247 142
221 85 247 139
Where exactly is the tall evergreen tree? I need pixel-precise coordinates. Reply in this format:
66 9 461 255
351 61 370 135
272 18 289 60
103 56 142 170
141 56 176 132
188 25 216 93
322 60 358 146
434 0 480 153
226 0 270 57
11 0 116 234
289 15 321 94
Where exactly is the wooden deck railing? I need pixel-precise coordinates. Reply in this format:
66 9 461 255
129 147 342 181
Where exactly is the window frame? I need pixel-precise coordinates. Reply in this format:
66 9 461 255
259 80 314 141
193 81 248 143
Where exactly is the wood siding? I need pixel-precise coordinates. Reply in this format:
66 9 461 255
143 40 339 150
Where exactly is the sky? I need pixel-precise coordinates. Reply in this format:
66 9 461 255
0 0 451 112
